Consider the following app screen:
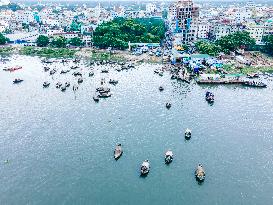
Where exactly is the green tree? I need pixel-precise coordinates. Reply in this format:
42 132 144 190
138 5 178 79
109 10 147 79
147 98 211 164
0 33 9 45
69 37 82 47
263 35 273 55
216 31 255 53
36 35 49 47
162 9 168 19
51 36 67 48
195 41 221 56
70 20 81 32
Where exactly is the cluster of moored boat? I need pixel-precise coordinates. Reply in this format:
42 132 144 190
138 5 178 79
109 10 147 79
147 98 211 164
41 58 135 97
113 128 205 182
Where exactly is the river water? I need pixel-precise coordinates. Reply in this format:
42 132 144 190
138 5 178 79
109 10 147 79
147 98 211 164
1 55 273 205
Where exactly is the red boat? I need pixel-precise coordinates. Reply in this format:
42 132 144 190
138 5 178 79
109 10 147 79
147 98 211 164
3 66 22 72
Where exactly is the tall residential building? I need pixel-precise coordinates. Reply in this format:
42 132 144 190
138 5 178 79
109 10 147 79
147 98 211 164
169 0 199 44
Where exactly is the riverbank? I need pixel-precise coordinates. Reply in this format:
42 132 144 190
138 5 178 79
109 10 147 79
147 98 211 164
1 46 273 73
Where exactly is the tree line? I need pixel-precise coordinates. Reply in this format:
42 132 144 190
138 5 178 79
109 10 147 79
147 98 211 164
195 31 273 57
36 35 83 47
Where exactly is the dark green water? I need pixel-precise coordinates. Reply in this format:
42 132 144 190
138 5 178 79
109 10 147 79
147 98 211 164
1 55 273 205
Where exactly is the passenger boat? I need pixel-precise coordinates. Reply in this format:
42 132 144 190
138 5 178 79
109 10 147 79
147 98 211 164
114 144 123 160
4 66 22 72
185 128 192 139
165 150 173 164
243 81 267 88
166 102 172 109
43 81 50 87
205 91 214 103
101 68 109 73
246 73 259 78
195 164 205 182
13 78 23 84
96 87 110 93
140 160 150 175
98 92 112 98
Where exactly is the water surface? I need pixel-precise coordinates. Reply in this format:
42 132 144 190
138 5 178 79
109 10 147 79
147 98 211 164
0 55 273 205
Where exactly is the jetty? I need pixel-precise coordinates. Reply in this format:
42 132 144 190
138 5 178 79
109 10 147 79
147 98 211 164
196 79 244 85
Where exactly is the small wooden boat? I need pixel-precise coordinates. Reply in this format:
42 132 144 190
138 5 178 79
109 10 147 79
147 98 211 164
65 82 70 87
89 71 94 77
159 86 164 91
166 102 171 109
73 85 78 91
73 71 82 77
93 95 99 102
61 85 66 92
78 78 83 84
114 144 123 160
60 70 70 74
195 164 205 182
56 82 62 88
42 59 53 64
43 81 50 87
165 150 173 164
44 67 50 72
185 128 191 139
140 160 150 175
13 78 23 84
109 79 118 85
50 69 56 75
73 59 80 63
205 91 214 103
61 59 69 63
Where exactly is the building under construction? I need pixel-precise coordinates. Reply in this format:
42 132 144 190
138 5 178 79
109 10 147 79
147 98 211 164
169 0 199 44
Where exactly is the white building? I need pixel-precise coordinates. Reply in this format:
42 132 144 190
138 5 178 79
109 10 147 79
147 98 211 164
15 10 35 24
197 24 210 39
235 8 252 23
213 24 244 40
247 24 264 44
146 3 156 13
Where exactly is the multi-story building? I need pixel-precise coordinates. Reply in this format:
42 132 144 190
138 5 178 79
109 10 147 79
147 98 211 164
213 24 245 40
174 0 199 43
247 23 264 44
